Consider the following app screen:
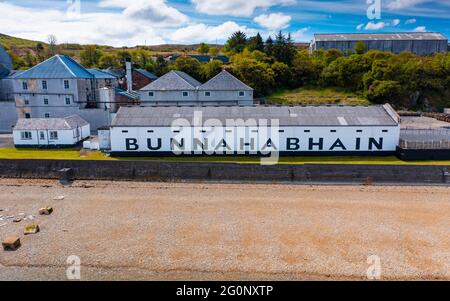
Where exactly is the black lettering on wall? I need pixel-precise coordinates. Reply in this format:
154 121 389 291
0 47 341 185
147 138 162 151
126 138 139 151
356 138 361 150
171 138 185 150
369 138 383 150
329 138 347 151
215 139 231 151
287 138 300 151
309 138 324 151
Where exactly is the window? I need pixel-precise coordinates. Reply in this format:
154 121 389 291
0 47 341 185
44 98 49 105
357 130 363 133
63 80 70 89
42 80 47 90
147 130 154 133
49 131 58 140
20 132 32 140
25 113 31 119
122 130 129 133
279 130 285 133
22 81 28 90
382 130 389 133
65 97 71 105
238 91 245 97
182 91 189 97
304 130 311 133
44 113 50 118
204 91 211 97
24 99 30 105
330 130 337 133
148 92 154 97
39 132 45 140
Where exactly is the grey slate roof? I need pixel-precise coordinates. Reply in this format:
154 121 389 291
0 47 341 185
135 69 158 80
140 71 201 91
12 55 94 79
112 105 399 127
0 44 13 70
199 70 253 91
314 32 447 42
14 115 89 130
0 66 9 78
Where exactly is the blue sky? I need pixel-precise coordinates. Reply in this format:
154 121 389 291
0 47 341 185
0 0 449 46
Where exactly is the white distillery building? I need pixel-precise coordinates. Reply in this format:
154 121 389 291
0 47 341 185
107 104 401 155
13 115 90 147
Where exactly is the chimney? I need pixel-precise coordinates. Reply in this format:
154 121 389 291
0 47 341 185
125 58 133 92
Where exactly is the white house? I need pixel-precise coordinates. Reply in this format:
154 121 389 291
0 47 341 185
13 115 90 147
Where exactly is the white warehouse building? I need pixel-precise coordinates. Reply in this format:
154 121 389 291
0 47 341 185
107 104 401 156
13 115 90 147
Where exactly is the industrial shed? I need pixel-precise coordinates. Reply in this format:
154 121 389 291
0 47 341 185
310 32 448 55
13 115 90 147
108 105 401 156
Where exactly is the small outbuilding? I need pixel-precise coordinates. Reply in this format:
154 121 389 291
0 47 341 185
13 115 90 147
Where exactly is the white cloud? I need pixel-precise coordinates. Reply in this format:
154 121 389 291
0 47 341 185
253 13 291 30
191 0 296 17
405 18 417 24
365 22 387 30
0 2 166 47
386 0 427 10
356 23 365 30
413 26 427 32
391 19 401 26
99 0 188 27
169 21 257 43
291 27 310 41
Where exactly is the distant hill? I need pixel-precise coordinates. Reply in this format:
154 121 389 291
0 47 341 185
0 33 46 49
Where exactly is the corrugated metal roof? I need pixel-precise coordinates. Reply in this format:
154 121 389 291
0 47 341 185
140 70 201 91
14 115 89 130
12 55 94 79
87 68 117 79
314 32 448 42
199 70 253 91
112 105 399 127
0 45 13 70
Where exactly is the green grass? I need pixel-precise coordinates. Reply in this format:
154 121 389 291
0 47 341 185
267 86 370 106
0 148 110 160
0 34 44 49
0 148 449 166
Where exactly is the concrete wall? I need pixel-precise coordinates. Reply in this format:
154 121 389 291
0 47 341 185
0 159 448 185
0 101 18 133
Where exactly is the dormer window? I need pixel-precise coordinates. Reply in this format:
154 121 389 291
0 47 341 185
238 91 245 97
63 80 70 89
22 81 28 90
182 91 189 97
204 91 211 97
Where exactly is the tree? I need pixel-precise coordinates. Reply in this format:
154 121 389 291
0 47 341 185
225 31 247 53
231 58 275 96
291 50 321 86
209 47 220 57
24 51 37 67
174 56 202 80
355 41 367 55
271 31 297 66
47 34 58 56
271 62 293 88
99 53 121 69
80 45 102 68
265 36 274 57
154 56 169 76
197 43 210 55
366 80 402 104
201 60 223 81
247 33 265 52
